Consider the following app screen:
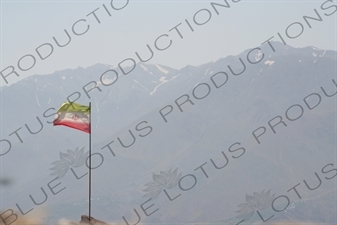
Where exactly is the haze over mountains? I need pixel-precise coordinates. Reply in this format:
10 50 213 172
0 42 336 224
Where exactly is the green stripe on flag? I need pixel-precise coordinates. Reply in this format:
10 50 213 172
58 102 90 114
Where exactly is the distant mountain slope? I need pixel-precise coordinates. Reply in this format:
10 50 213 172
0 42 336 224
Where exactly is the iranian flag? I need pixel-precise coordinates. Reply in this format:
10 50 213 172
53 102 90 133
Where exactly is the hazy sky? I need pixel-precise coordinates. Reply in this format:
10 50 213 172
0 0 336 86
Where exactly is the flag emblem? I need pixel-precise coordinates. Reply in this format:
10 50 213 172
53 102 90 133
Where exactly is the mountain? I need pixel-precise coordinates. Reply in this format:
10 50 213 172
0 42 336 224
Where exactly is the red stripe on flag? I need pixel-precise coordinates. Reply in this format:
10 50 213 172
53 120 90 133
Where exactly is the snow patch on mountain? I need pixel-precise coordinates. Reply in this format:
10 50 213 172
150 77 169 95
319 50 326 57
173 74 180 78
311 46 322 51
264 60 275 66
205 68 210 75
101 77 116 85
255 50 263 61
35 93 41 107
133 79 149 92
140 64 149 72
155 64 169 74
159 77 167 82
258 68 263 75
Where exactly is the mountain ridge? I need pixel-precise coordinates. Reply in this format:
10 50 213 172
0 41 336 224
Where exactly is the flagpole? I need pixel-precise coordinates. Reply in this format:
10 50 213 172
89 102 92 224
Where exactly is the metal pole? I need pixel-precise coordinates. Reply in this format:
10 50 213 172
89 102 92 224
